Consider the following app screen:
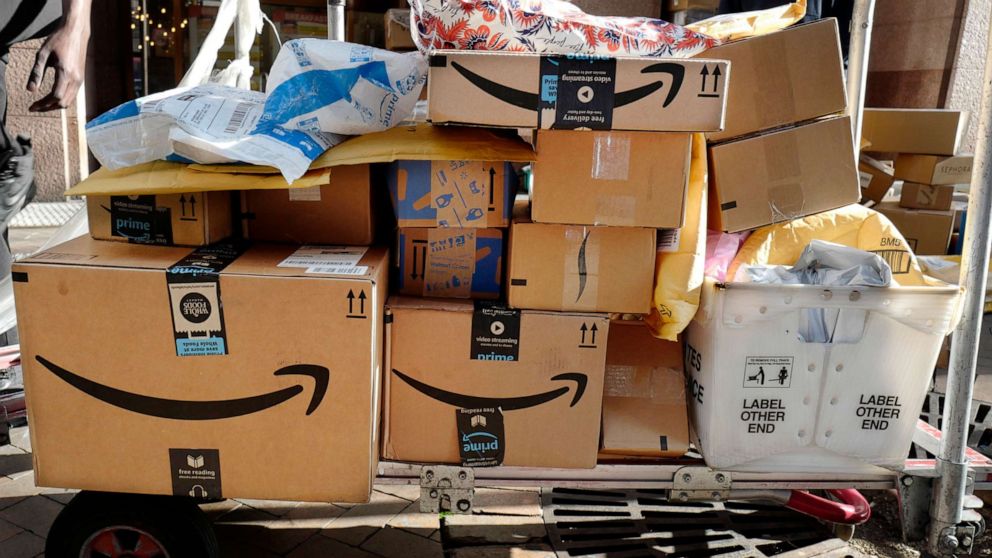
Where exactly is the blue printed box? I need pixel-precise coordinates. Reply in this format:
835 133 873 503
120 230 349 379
387 160 517 228
398 227 504 299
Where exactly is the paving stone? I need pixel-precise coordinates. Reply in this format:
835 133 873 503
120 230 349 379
472 488 542 517
374 483 421 502
0 530 44 558
213 505 317 555
0 517 23 543
386 500 441 536
322 490 410 546
281 501 349 530
0 495 62 537
0 474 40 510
449 545 557 558
430 529 441 542
0 452 32 478
201 498 243 520
8 427 30 454
361 526 444 558
218 536 283 558
41 491 77 505
288 535 381 558
235 498 302 517
443 514 548 545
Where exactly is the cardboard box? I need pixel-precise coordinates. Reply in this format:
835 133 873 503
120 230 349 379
397 228 504 299
709 116 860 233
862 109 969 155
387 160 516 228
600 321 689 458
243 164 374 245
508 220 655 313
875 202 954 255
700 20 847 143
532 130 690 228
899 183 955 211
667 0 719 11
894 154 973 186
384 9 416 51
859 155 895 205
572 0 662 17
13 237 388 503
87 192 232 247
428 51 729 132
384 297 608 468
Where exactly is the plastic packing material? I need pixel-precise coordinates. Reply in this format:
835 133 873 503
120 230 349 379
704 230 749 281
646 133 707 341
86 40 427 183
686 0 807 40
743 240 893 343
408 0 718 57
728 204 935 287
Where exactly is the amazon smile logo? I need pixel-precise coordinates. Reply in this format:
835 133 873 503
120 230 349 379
35 356 329 420
391 369 587 410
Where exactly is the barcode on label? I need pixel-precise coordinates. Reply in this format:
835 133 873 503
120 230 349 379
142 99 163 112
871 249 911 274
225 102 254 134
657 229 681 253
306 265 369 276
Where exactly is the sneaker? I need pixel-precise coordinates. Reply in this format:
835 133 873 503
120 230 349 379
0 136 36 234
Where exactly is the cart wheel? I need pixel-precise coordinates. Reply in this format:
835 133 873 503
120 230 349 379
832 522 856 541
45 491 219 558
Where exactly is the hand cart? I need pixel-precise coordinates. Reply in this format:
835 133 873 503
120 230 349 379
38 0 992 556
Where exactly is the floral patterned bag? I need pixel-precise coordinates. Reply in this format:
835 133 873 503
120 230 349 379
408 0 718 57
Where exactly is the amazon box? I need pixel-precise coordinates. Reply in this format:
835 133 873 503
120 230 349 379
532 130 690 228
899 183 955 211
387 161 516 228
709 116 860 233
397 227 504 299
508 220 655 313
243 164 374 245
384 297 608 468
87 192 233 247
700 19 846 143
894 154 973 186
601 321 689 458
427 51 729 132
862 109 969 155
13 237 388 503
859 155 895 205
875 202 954 255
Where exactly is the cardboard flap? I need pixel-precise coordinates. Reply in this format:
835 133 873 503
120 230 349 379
66 162 331 197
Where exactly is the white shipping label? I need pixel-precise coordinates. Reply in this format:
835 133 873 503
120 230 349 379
306 265 369 276
279 246 368 269
657 229 681 253
289 186 322 202
859 171 873 189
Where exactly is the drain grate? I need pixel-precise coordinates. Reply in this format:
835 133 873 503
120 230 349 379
543 488 844 557
910 391 992 459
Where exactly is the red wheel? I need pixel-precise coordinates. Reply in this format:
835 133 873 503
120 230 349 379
81 525 171 558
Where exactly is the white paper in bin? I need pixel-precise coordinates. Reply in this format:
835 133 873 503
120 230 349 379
686 279 959 474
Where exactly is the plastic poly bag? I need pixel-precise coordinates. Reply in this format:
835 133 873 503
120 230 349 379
728 204 934 287
687 0 807 41
704 230 749 281
646 133 707 341
87 40 426 183
408 0 717 57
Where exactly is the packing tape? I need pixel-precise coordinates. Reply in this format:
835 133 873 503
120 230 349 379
604 365 685 402
425 228 476 298
430 160 494 228
563 226 599 310
762 129 805 223
590 133 631 181
755 33 795 126
594 195 636 226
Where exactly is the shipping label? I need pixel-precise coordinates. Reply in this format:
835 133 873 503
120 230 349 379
279 245 368 276
742 356 793 389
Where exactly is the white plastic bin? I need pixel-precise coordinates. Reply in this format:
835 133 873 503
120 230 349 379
685 279 959 473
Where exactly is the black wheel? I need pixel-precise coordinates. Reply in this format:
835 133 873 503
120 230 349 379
45 491 219 558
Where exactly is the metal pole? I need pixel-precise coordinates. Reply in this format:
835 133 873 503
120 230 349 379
327 0 346 41
928 9 992 555
846 0 875 156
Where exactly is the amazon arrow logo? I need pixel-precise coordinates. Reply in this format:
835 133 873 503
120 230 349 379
36 356 329 420
392 369 587 410
451 61 685 111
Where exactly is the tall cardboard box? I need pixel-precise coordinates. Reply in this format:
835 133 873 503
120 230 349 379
384 297 609 468
428 51 729 132
243 164 374 245
859 155 895 205
601 321 689 458
894 154 973 186
508 220 656 314
875 202 954 255
87 192 233 247
387 160 516 228
13 237 388 503
709 116 860 233
397 228 504 299
700 19 847 143
899 183 954 211
862 109 969 155
532 131 690 228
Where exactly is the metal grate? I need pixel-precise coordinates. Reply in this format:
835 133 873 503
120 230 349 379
542 488 846 557
910 391 992 459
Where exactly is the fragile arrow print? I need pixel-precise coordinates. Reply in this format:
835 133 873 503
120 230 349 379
36 356 329 420
392 369 588 410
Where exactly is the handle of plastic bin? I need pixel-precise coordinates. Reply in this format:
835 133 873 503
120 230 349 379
785 489 871 525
